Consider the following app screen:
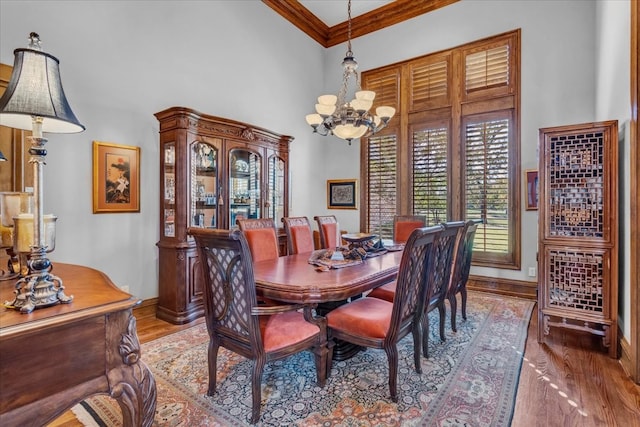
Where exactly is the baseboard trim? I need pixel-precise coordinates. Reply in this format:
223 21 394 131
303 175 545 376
467 275 537 300
619 326 635 381
134 297 158 318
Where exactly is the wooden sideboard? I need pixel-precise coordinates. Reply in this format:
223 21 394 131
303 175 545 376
0 263 156 426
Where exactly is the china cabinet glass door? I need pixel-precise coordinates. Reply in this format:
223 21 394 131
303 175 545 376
163 142 176 237
229 149 261 227
190 141 219 229
267 155 286 224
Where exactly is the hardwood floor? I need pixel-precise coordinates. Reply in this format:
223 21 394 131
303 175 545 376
49 298 640 427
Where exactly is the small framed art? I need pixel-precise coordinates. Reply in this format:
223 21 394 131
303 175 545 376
327 179 358 209
93 141 140 213
525 169 538 211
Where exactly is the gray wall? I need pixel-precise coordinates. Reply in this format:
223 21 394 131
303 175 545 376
1 1 632 339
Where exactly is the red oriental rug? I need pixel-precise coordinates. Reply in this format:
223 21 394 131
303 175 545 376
72 291 534 426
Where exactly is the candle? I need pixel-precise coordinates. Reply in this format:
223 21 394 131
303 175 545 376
0 192 33 227
13 214 57 253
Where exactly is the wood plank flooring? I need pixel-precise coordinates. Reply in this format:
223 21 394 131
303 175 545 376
49 298 640 426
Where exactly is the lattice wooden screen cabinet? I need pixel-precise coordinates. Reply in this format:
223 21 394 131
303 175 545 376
537 120 618 358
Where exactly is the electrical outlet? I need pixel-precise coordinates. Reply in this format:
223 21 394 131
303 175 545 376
528 267 536 277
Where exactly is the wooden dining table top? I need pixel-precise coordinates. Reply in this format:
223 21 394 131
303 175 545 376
252 250 403 304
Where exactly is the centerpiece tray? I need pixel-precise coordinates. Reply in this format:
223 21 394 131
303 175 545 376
341 233 377 243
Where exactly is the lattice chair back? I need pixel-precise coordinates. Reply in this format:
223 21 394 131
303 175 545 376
422 220 465 357
392 225 442 329
447 219 481 331
193 228 262 352
282 216 315 254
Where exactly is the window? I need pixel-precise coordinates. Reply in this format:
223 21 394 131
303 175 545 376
361 30 520 269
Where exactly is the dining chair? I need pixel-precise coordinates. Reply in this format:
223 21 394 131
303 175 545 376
393 214 427 243
447 219 481 332
282 216 315 254
314 215 342 249
421 220 465 357
368 221 463 358
325 225 442 402
189 228 328 424
236 218 280 262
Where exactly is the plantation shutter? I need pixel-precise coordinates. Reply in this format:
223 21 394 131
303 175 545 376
412 125 449 226
464 116 511 259
361 68 400 114
367 133 397 238
409 55 450 111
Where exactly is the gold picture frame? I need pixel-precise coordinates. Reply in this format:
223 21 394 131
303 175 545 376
525 169 538 211
93 141 140 213
327 179 358 209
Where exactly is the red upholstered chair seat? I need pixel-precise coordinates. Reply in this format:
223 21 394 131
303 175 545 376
260 310 320 352
326 297 393 339
367 280 397 302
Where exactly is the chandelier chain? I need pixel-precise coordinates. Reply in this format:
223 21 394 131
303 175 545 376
346 0 352 56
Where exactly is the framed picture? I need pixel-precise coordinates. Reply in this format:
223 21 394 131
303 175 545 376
525 169 539 211
93 141 140 213
327 179 358 209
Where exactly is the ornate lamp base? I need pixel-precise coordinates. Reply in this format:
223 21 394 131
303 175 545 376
4 252 72 314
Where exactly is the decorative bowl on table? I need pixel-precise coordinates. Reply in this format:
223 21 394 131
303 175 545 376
341 233 386 255
341 233 377 244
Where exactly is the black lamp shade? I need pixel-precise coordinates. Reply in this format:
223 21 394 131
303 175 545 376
0 47 84 133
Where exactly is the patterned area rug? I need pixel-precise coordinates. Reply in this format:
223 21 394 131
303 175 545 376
72 291 534 426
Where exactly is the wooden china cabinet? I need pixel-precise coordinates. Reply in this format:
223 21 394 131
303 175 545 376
537 120 618 357
155 107 292 324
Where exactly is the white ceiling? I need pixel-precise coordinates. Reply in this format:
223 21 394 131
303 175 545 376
299 0 394 27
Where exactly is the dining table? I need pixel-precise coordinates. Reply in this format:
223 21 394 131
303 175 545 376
252 249 403 304
252 249 403 360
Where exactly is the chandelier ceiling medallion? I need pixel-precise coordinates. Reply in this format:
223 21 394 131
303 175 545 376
305 0 395 144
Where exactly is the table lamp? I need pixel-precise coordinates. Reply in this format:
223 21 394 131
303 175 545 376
0 32 85 313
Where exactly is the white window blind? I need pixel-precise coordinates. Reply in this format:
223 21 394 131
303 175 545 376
367 133 397 237
412 126 449 226
464 118 511 255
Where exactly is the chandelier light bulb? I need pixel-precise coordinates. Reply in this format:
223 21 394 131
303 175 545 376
376 106 396 121
355 90 376 101
315 103 336 117
306 114 323 126
318 94 337 106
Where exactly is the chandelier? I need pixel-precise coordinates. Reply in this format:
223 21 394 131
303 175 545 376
305 0 395 144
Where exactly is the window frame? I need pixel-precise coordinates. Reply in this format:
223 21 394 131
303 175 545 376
361 29 521 270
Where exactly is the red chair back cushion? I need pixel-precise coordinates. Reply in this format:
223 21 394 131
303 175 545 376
395 221 424 243
244 228 279 262
322 223 338 248
290 225 314 254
